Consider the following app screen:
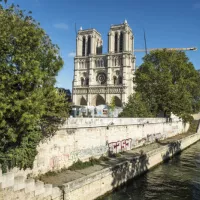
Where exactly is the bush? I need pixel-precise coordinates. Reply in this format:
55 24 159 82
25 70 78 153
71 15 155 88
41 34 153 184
68 157 100 170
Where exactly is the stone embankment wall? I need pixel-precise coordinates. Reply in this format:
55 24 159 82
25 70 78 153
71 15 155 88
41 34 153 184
0 117 195 200
193 113 200 120
0 170 62 200
5 117 188 178
63 129 200 200
30 117 188 176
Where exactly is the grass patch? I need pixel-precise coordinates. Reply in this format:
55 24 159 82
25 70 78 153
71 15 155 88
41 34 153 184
43 170 58 177
110 153 122 158
37 167 69 180
187 120 199 134
99 155 110 161
68 157 100 170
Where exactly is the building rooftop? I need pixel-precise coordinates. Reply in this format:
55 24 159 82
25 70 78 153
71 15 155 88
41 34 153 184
78 28 101 36
110 20 132 32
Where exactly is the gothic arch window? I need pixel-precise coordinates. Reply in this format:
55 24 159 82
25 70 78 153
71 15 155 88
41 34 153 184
98 60 101 67
81 77 84 86
96 42 99 54
112 96 122 107
118 76 122 84
113 76 117 85
82 61 85 69
82 36 86 56
80 96 87 106
119 32 123 52
114 32 118 53
81 61 83 69
87 36 91 56
114 57 119 66
96 40 102 55
101 59 104 67
85 77 89 86
118 57 121 66
96 95 105 106
86 61 89 68
114 57 117 66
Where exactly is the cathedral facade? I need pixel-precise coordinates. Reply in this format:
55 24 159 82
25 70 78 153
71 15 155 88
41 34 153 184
72 20 136 107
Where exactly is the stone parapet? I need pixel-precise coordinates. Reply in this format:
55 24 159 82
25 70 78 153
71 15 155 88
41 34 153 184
63 117 180 128
0 172 62 200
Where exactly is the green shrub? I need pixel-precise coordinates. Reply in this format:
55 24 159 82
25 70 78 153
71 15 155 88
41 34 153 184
68 157 100 170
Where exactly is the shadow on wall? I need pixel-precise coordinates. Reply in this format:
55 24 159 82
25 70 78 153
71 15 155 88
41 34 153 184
111 151 149 188
110 139 182 189
162 141 182 161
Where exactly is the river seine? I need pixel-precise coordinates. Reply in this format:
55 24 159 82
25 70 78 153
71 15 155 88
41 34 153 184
103 141 200 200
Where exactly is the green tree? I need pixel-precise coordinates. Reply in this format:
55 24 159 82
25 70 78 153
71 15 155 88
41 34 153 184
0 4 69 171
0 0 7 4
134 49 200 120
109 96 116 117
119 93 153 118
109 96 116 111
56 87 72 103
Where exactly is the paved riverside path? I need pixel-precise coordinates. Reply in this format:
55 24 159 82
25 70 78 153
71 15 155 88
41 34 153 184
39 132 193 187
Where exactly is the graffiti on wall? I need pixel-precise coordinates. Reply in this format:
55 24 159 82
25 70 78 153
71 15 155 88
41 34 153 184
134 133 164 146
108 138 132 154
49 154 69 168
146 132 163 143
172 125 178 130
49 145 108 168
48 133 166 168
107 133 164 154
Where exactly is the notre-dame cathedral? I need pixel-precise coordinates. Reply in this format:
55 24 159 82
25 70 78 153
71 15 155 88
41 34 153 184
72 20 136 107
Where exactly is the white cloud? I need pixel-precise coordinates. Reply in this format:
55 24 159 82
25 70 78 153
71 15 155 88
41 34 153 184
68 52 76 57
193 3 200 9
53 23 68 30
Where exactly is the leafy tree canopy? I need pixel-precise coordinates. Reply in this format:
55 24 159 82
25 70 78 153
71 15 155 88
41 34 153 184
109 96 116 111
56 87 72 103
120 50 200 120
0 4 69 171
0 0 7 4
119 93 153 118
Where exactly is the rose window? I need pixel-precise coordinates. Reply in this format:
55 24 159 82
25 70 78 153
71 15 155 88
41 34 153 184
97 72 107 84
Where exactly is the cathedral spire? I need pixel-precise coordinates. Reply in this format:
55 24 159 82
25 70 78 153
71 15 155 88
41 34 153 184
124 19 128 24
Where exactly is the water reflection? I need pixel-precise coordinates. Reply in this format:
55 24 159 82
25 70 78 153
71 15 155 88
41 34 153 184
103 141 200 200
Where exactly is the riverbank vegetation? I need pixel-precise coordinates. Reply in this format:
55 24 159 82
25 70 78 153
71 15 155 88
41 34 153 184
120 50 200 122
0 3 69 172
187 120 200 134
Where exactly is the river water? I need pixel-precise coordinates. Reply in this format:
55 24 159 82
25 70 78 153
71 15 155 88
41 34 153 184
103 141 200 200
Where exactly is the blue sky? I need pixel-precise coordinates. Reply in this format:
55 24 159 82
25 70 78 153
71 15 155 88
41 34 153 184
7 0 200 90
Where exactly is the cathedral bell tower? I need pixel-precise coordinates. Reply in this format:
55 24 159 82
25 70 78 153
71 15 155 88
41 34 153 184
108 20 134 53
107 20 135 104
76 27 102 57
73 27 104 106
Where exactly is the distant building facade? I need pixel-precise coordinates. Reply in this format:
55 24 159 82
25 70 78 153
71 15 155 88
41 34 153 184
72 20 136 107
